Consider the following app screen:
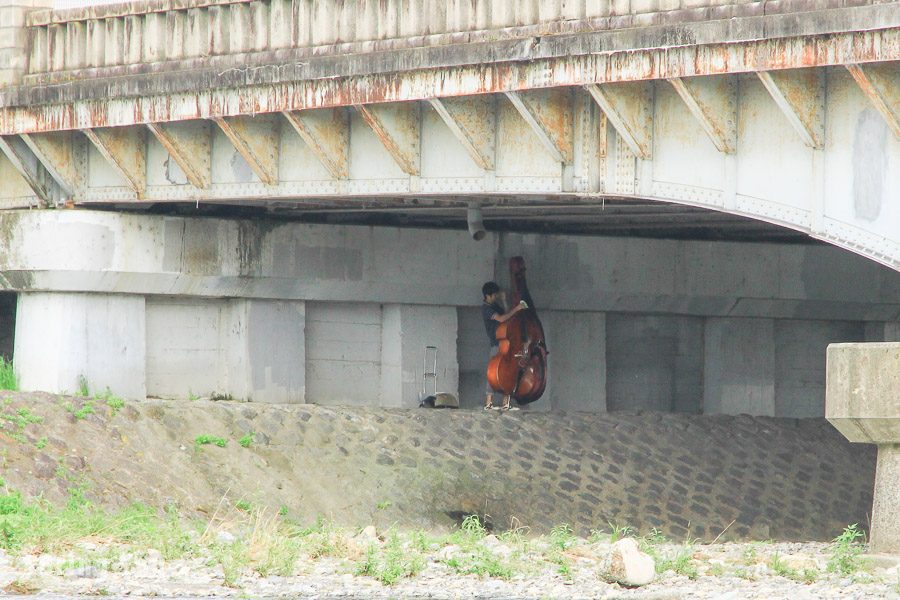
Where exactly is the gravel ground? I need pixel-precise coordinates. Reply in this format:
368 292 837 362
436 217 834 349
1 537 898 599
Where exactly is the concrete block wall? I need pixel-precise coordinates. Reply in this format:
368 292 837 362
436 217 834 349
774 320 865 418
14 292 146 399
606 314 703 413
703 318 775 416
3 211 900 414
305 302 381 406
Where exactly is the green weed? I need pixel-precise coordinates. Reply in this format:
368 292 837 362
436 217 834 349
356 531 425 585
656 544 698 579
235 500 252 512
0 407 42 443
238 433 254 448
194 435 227 449
94 389 124 417
376 500 392 510
0 358 17 391
548 523 576 551
827 523 867 576
35 436 47 450
64 400 94 421
605 522 635 543
76 375 90 398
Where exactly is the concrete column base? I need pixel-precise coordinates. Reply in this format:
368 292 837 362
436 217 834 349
872 444 900 553
235 299 306 404
381 304 458 408
14 292 146 399
827 342 900 554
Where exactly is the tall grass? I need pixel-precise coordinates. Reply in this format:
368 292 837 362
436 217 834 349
0 357 18 391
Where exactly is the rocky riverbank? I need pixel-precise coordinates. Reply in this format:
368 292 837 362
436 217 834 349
0 521 898 599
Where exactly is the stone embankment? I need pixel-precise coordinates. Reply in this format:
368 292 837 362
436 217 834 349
0 391 875 541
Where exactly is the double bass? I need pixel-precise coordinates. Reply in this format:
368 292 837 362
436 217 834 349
486 257 548 404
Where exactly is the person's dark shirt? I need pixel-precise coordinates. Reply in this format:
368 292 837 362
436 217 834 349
482 301 504 347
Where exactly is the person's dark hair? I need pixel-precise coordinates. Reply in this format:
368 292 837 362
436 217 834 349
482 281 500 298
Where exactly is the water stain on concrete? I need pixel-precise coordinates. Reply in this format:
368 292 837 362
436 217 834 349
852 108 888 222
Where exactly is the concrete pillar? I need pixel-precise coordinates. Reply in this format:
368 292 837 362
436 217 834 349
0 0 51 85
381 304 458 408
235 299 305 403
826 342 900 553
541 310 606 412
14 292 146 399
145 297 304 403
703 317 775 415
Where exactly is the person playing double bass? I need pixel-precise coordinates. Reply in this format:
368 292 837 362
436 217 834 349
481 281 527 411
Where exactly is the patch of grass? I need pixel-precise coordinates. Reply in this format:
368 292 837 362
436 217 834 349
376 500 392 510
35 436 48 450
0 358 18 391
94 389 124 417
64 399 95 421
827 523 867 576
548 523 576 551
76 375 90 398
294 516 351 559
656 544 698 579
235 500 252 512
194 435 227 449
588 521 635 544
0 488 199 559
3 578 39 594
238 432 254 448
0 407 43 443
188 390 200 401
445 545 515 579
356 531 425 585
278 505 288 517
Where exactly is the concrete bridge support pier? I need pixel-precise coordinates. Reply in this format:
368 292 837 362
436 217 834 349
14 292 147 399
827 343 900 553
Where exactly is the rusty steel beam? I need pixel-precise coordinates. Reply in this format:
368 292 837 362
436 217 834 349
82 126 146 196
668 76 737 154
20 131 78 194
0 135 52 203
505 89 574 165
585 82 653 160
213 115 279 185
282 108 350 179
2 28 898 135
847 63 900 139
147 120 212 189
757 69 826 149
356 103 420 176
428 96 495 171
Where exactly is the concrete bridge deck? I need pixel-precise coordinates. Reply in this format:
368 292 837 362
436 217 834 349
0 0 897 269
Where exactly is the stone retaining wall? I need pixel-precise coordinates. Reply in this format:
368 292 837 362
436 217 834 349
0 393 875 542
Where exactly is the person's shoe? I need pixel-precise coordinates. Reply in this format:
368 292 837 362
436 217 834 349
500 397 519 411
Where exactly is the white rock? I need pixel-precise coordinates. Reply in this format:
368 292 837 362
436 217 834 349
605 538 655 587
435 545 461 561
216 531 236 543
355 525 377 541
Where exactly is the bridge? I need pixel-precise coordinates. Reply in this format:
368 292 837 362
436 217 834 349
0 0 899 549
0 0 897 267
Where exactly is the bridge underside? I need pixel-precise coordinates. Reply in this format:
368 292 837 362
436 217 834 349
0 4 897 267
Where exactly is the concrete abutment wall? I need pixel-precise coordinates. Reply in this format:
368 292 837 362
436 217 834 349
2 210 899 415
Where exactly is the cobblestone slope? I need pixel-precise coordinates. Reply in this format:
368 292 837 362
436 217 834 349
0 392 875 542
